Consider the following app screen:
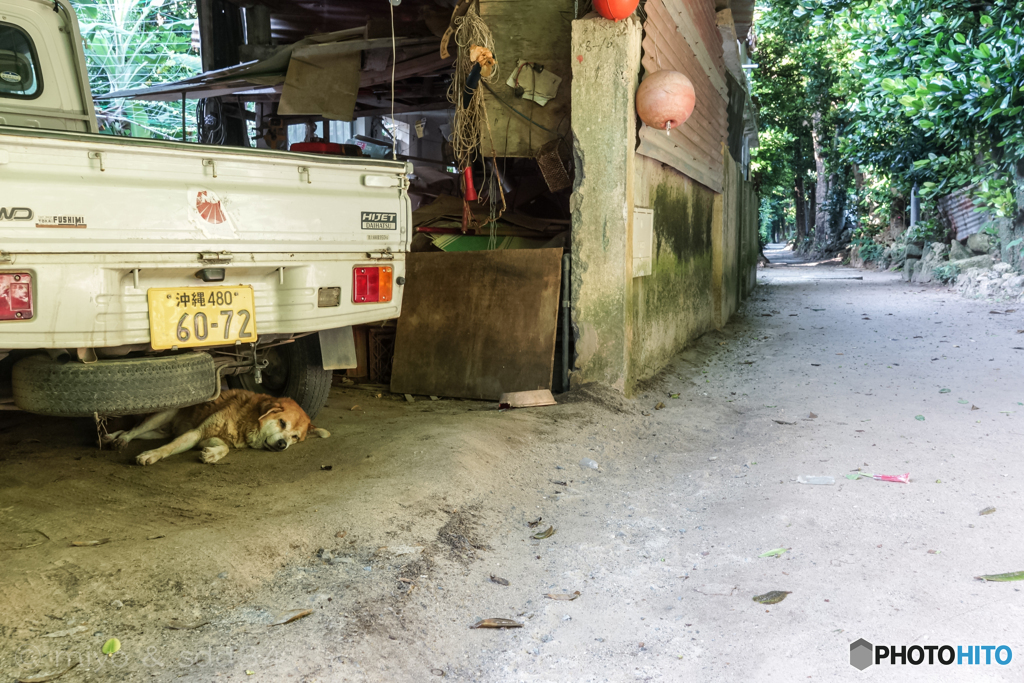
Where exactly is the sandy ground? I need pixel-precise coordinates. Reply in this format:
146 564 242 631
2 244 1023 682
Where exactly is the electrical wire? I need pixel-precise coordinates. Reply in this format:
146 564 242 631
389 1 397 160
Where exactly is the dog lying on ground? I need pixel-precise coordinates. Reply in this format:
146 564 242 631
102 389 330 466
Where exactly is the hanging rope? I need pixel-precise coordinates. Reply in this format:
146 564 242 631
447 7 499 172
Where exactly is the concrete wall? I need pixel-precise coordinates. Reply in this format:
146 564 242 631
627 156 716 391
569 14 758 395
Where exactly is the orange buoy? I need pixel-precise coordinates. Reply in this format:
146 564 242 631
635 70 696 133
594 0 639 21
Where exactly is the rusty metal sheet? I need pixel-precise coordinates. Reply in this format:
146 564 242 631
938 189 992 241
390 248 562 400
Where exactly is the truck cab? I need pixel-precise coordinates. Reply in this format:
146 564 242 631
0 0 96 132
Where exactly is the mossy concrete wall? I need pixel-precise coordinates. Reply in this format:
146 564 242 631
569 16 642 392
569 15 757 395
627 157 715 391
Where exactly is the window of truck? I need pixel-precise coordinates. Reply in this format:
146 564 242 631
0 22 42 99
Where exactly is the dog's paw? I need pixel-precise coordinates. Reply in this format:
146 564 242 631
200 446 228 464
101 430 127 448
136 450 164 466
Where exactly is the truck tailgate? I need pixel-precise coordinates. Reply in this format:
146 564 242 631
0 128 411 254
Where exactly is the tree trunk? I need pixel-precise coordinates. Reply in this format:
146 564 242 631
794 177 806 245
812 114 830 249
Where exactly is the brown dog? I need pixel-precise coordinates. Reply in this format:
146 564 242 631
102 389 330 466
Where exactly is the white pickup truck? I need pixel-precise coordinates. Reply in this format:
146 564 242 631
0 0 410 419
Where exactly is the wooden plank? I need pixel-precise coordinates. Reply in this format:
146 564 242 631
390 249 563 400
479 0 574 157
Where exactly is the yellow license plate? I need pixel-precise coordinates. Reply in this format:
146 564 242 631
147 286 257 350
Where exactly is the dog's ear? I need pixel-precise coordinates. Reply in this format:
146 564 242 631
310 426 331 439
257 399 284 422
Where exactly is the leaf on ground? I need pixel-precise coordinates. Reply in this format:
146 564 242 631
979 507 996 516
71 539 110 547
975 571 1024 582
490 575 509 586
271 609 313 626
544 591 581 601
470 618 522 629
655 402 665 410
808 412 818 419
669 393 680 399
753 591 791 604
939 388 951 393
773 420 796 425
16 663 79 683
927 549 939 555
971 405 980 411
532 526 555 540
958 399 969 404
527 517 542 528
759 548 789 558
166 619 209 630
101 638 120 656
915 415 925 421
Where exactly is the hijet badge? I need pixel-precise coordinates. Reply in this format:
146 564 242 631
361 211 397 230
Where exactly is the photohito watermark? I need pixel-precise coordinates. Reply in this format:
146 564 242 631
850 639 1012 671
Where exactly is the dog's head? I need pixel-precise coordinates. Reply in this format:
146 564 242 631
256 397 331 452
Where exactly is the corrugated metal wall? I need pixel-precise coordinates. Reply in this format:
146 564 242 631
637 0 727 193
938 189 992 241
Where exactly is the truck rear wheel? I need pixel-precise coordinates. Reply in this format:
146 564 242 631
12 353 217 417
227 335 331 419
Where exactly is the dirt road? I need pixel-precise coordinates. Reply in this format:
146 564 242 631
2 246 1023 681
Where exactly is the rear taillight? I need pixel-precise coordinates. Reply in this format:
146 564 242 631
0 273 32 321
352 266 393 303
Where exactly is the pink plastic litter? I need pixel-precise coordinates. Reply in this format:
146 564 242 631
873 473 910 484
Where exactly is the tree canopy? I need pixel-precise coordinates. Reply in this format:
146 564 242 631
751 0 1024 260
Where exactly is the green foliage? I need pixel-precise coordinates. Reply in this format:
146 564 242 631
857 241 886 263
802 0 1024 221
907 218 946 244
74 0 200 139
933 262 960 284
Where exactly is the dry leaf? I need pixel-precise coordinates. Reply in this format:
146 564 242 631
655 402 665 410
527 517 542 528
544 591 581 601
349 405 360 411
753 591 791 604
773 420 796 425
470 618 522 629
147 535 165 540
808 412 818 419
979 507 996 516
336 531 347 538
489 575 509 586
271 609 313 626
70 539 110 547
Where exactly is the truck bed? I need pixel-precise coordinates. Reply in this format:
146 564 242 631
0 126 411 255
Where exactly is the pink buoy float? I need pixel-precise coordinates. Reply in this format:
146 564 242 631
635 70 696 134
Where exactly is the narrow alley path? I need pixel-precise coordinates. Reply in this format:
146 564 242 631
3 250 1022 682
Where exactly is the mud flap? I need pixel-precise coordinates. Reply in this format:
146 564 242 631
318 326 357 370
